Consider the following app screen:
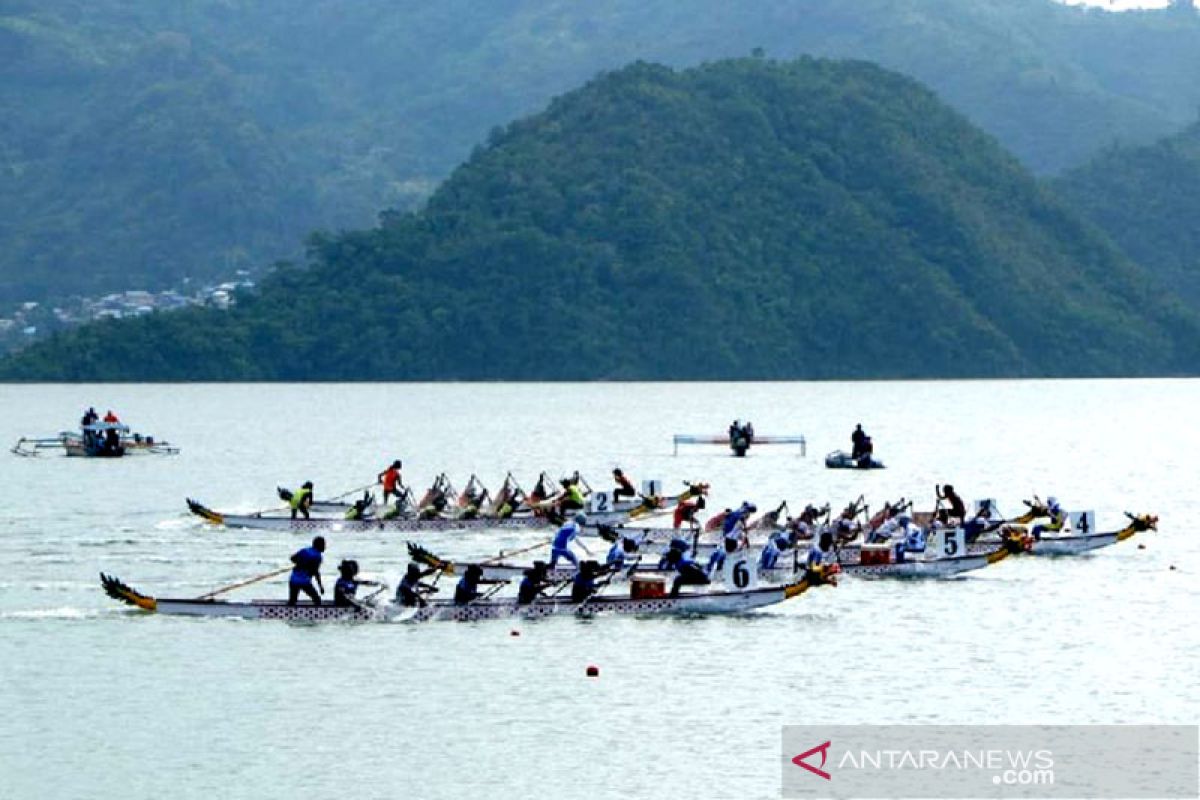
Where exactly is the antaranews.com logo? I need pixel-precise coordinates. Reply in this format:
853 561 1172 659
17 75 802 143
782 725 1197 799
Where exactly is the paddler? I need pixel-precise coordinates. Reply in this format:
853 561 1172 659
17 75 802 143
722 501 756 545
662 547 710 597
657 537 692 568
290 481 314 520
606 535 641 569
570 560 609 602
557 478 586 513
673 492 706 529
453 564 504 605
377 460 404 504
517 562 551 605
936 484 967 524
548 512 591 569
344 491 373 521
103 409 120 424
760 530 791 570
333 559 380 607
396 563 438 607
1031 497 1067 540
612 468 637 502
287 536 326 606
806 531 835 569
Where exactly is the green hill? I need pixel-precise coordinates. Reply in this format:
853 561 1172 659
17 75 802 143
1055 120 1200 309
4 57 1196 381
3 0 1200 304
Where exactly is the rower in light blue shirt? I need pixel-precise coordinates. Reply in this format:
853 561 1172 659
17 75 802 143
549 513 591 569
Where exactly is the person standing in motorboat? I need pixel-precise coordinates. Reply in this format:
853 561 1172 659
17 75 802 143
851 424 868 459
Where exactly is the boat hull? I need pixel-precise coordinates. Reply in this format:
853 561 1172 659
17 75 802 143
135 585 809 622
194 508 630 533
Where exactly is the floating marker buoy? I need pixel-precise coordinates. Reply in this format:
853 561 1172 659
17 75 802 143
586 665 600 677
1138 544 1146 550
1169 565 1177 571
510 629 521 637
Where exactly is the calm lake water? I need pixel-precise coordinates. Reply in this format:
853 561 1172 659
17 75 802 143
0 381 1195 800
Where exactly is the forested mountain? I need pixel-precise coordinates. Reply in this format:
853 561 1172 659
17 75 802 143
2 0 1199 303
1055 121 1200 309
4 58 1196 381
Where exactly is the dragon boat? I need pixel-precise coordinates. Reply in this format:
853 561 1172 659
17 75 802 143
186 498 633 533
99 566 836 623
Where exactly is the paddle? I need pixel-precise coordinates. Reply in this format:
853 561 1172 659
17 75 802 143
573 566 621 614
479 537 554 565
197 566 291 600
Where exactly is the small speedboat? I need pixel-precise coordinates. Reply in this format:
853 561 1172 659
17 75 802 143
824 450 884 469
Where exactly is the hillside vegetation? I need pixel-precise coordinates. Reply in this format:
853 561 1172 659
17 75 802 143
1056 120 1200 309
2 0 1199 302
4 58 1196 381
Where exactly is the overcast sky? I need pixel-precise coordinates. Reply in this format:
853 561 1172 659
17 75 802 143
1063 0 1173 9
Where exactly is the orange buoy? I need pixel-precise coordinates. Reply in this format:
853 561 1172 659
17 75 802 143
586 665 600 677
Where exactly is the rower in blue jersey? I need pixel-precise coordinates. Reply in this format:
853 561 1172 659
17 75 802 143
287 536 326 606
517 562 551 605
723 501 756 536
662 547 710 597
395 563 437 607
606 535 640 568
549 513 591 569
760 535 782 570
569 560 606 602
657 537 691 568
454 564 485 605
333 559 380 607
806 531 835 569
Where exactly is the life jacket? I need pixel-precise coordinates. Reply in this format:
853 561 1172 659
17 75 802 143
290 486 312 510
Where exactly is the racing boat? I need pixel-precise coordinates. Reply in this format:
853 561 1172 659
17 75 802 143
186 498 632 533
99 566 836 623
978 511 1157 556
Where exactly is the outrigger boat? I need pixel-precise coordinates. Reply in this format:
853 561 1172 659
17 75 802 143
99 564 837 623
13 422 179 458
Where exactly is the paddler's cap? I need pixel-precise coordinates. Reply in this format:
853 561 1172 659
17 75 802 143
303 481 313 489
574 512 588 525
391 460 402 469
